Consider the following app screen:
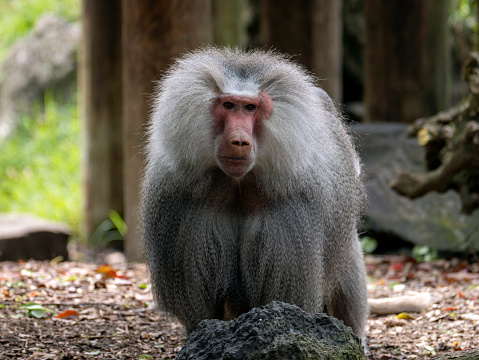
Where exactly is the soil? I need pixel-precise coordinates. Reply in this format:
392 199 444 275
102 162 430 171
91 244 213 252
1 255 478 359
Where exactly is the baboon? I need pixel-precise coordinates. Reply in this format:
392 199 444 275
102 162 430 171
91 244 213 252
140 47 368 340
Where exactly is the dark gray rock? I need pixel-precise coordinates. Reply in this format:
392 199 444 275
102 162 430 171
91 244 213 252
176 301 366 360
0 14 81 138
0 213 70 261
353 122 479 251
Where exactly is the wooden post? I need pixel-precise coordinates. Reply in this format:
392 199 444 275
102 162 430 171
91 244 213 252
122 0 213 261
364 0 451 123
259 0 343 103
81 0 123 241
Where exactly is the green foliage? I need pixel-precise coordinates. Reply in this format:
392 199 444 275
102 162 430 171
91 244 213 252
0 92 81 234
412 245 439 263
0 0 81 62
90 210 127 247
137 283 148 290
20 302 48 318
360 236 378 254
450 0 479 50
450 0 476 21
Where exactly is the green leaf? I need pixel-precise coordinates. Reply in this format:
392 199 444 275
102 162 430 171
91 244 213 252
12 281 26 288
20 302 44 310
360 236 377 254
20 302 48 318
109 210 127 236
412 245 438 263
30 308 47 318
86 350 100 356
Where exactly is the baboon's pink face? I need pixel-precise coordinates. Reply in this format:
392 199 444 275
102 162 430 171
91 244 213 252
213 91 273 178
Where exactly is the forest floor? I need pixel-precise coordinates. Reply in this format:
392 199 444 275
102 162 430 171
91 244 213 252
1 255 478 359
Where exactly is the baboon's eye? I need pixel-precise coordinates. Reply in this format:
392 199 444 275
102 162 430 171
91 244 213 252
245 104 256 111
223 102 235 110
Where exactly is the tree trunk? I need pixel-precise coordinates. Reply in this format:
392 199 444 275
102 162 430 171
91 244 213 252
122 0 213 261
81 0 123 242
364 0 451 123
213 0 250 46
259 0 343 103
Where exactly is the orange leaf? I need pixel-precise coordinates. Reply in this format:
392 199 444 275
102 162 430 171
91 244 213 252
115 274 130 280
441 307 457 311
55 309 79 320
96 264 130 279
97 264 117 278
458 291 464 298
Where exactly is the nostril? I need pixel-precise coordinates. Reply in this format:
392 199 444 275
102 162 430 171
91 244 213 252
231 139 250 147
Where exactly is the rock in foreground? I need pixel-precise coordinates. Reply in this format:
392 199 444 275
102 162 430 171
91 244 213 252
176 301 366 360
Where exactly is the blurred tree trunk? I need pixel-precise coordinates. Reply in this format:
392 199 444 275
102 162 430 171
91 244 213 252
364 0 451 123
122 0 213 261
259 0 343 103
214 0 250 46
81 0 123 242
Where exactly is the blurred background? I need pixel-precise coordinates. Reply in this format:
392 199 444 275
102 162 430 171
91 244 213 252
0 0 478 262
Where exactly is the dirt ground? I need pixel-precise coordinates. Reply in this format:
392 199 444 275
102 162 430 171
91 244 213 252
1 255 478 359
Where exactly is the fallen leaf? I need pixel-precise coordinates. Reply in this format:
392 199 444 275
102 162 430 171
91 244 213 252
442 307 458 311
55 309 79 320
397 313 416 320
97 264 117 278
20 303 48 318
86 350 101 356
96 264 130 280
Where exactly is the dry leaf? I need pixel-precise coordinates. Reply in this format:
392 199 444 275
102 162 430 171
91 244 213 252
55 309 79 320
397 312 416 320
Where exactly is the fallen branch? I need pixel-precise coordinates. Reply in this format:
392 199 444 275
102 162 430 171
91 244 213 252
368 293 432 315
